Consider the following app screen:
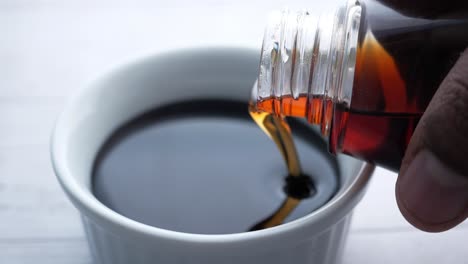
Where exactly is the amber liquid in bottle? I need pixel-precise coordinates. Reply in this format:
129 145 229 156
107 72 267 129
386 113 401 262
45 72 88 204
332 2 468 170
257 1 468 171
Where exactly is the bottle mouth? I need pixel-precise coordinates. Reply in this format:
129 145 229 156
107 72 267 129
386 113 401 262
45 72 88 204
255 10 322 115
252 1 362 136
250 80 259 109
253 8 338 131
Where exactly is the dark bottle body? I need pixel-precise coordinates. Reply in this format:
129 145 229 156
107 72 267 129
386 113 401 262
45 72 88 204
254 0 468 171
329 1 468 170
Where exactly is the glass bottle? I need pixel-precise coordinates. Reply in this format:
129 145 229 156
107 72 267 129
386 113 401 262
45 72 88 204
252 0 468 171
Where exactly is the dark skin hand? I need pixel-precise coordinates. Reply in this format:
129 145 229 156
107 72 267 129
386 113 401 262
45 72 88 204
377 0 468 232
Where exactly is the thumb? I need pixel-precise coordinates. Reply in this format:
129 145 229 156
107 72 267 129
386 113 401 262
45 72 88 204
397 48 468 232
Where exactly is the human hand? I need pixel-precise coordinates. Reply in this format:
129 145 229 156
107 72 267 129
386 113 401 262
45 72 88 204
397 49 468 232
377 0 468 232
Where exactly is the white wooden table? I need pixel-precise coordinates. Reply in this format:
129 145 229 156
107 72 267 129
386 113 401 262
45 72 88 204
1 1 467 263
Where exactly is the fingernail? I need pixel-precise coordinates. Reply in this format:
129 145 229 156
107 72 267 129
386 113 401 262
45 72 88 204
397 150 468 229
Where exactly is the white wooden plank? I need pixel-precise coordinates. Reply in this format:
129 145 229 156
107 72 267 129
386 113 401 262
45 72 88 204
344 228 468 264
0 3 261 98
350 167 410 231
0 145 84 239
0 98 64 147
0 239 91 264
0 0 342 97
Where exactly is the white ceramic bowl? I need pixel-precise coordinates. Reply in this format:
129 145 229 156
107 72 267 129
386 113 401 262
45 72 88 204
51 47 374 264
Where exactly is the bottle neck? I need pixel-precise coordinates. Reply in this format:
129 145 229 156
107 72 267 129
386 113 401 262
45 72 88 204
254 0 362 136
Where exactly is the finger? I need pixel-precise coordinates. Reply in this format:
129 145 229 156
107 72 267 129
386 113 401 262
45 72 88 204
396 48 468 232
377 0 468 18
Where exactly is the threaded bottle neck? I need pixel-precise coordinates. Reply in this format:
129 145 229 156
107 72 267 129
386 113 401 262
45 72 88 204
253 0 362 136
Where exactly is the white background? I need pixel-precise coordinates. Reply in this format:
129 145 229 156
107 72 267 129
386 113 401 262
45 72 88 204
1 0 467 263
